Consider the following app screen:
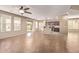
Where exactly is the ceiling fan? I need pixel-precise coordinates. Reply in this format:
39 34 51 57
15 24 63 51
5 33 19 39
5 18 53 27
19 6 32 15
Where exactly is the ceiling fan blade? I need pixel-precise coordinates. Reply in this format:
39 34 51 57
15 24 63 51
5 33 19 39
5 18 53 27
24 11 32 14
20 6 23 10
24 8 30 10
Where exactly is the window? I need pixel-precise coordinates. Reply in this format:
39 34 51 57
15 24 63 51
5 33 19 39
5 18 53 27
0 16 1 32
39 21 43 30
26 21 32 31
6 17 11 31
39 21 45 31
0 16 6 32
35 21 38 29
14 17 21 31
0 14 11 32
68 19 79 30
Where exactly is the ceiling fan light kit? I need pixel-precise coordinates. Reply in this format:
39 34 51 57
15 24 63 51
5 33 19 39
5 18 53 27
19 6 32 15
19 9 24 14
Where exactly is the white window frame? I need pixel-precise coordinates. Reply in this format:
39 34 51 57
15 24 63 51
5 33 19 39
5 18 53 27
14 17 21 31
26 21 33 32
0 14 11 32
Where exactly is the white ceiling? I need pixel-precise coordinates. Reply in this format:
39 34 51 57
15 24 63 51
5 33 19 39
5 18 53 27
0 5 72 20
